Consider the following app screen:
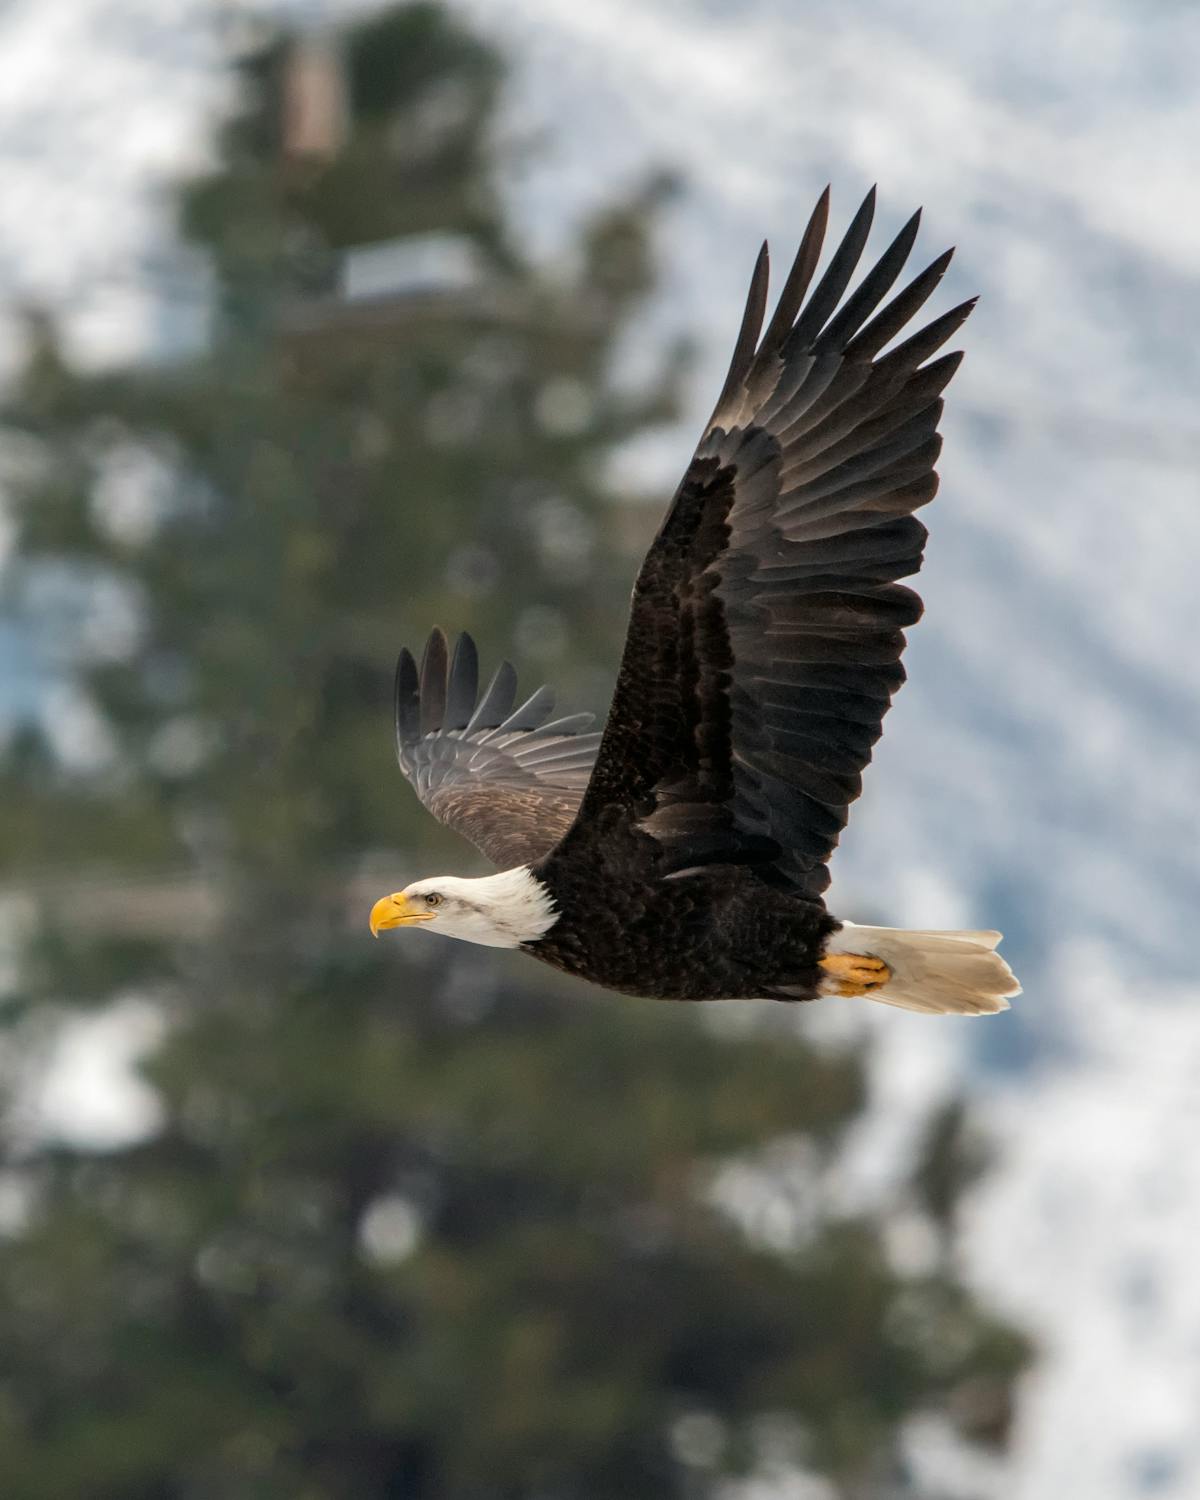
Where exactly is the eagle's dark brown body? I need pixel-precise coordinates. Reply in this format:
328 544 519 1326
531 832 836 1000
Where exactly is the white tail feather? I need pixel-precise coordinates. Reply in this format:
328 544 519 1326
825 922 1021 1015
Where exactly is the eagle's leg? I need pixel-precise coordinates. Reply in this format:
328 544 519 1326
818 951 892 997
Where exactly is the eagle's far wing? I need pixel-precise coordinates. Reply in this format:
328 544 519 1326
571 187 973 901
394 629 600 868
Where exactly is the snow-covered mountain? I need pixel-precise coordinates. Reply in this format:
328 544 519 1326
2 2 1198 1496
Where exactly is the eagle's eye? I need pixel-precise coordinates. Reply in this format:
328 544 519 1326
424 892 443 908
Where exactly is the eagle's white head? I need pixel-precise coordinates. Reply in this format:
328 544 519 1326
369 865 558 949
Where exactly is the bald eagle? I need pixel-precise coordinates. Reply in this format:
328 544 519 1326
370 189 1020 1015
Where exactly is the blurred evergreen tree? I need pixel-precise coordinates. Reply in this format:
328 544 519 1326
0 5 1029 1497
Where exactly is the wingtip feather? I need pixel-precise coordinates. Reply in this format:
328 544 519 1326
394 646 421 756
419 628 449 737
446 632 480 731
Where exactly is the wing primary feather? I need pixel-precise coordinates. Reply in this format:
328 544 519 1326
779 380 942 504
780 396 945 492
706 239 770 430
757 186 831 359
513 735 601 764
394 647 420 759
775 348 961 473
419 628 449 737
510 755 596 778
445 632 479 731
873 295 977 377
814 207 921 353
844 248 955 361
771 361 870 445
756 352 846 431
785 185 876 352
494 684 557 735
463 660 518 735
522 713 595 738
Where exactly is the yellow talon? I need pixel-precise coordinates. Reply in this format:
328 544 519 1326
819 951 892 998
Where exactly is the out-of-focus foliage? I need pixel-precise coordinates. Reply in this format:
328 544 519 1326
0 5 1028 1497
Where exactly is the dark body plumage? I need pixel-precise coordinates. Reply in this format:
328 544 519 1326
532 826 835 1000
390 189 981 1003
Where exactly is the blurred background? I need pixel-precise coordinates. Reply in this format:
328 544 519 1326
0 1 1195 1496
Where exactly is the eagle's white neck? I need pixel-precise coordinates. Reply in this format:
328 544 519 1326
403 866 558 949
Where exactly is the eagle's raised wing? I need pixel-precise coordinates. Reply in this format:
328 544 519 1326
394 628 600 867
569 187 972 901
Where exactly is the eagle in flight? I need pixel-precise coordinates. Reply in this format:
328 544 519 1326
370 188 1020 1015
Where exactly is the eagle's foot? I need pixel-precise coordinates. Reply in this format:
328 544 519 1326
819 951 892 998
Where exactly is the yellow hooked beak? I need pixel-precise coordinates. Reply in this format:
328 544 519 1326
369 893 436 937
